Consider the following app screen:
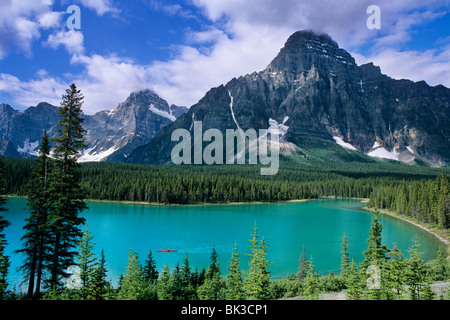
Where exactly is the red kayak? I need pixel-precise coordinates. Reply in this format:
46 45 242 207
157 248 178 253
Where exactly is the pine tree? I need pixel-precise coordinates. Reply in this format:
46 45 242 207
297 245 308 282
170 263 183 299
0 157 10 300
118 250 144 300
143 250 158 282
405 239 427 300
47 83 87 289
243 225 272 300
361 209 389 270
0 239 8 300
435 247 448 281
90 250 109 300
226 242 244 300
345 260 363 300
340 234 350 280
158 264 172 300
198 247 225 300
386 243 405 300
77 223 98 299
16 131 52 298
180 252 195 299
302 257 319 300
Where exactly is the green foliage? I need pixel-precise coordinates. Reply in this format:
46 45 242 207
117 250 145 300
302 257 319 300
0 157 10 300
404 239 429 300
15 131 52 298
369 170 450 229
226 243 244 300
198 247 226 300
77 223 98 299
243 225 272 300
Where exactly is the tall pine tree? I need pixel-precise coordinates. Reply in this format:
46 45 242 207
16 131 52 298
47 83 87 289
243 225 272 300
226 242 244 300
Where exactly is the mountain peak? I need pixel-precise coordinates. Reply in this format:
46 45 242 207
284 30 338 49
267 30 356 74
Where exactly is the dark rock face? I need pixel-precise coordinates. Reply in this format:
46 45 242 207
126 30 450 166
0 90 187 161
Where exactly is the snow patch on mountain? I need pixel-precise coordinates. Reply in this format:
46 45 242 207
17 138 39 156
149 104 176 121
228 90 241 130
333 136 357 150
79 146 119 162
268 117 289 140
406 146 415 155
367 147 399 161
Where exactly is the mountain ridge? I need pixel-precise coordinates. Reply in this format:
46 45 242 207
0 89 188 161
125 30 450 167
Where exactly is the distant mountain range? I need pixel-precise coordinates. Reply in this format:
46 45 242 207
0 90 187 162
125 31 450 167
1 30 449 167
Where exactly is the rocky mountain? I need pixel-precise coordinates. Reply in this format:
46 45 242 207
126 30 450 167
0 89 188 161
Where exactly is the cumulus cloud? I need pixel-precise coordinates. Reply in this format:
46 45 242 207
78 0 120 16
44 29 85 55
357 47 450 88
1 0 450 115
0 0 56 58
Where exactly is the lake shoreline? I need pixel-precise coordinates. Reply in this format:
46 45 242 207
363 203 450 254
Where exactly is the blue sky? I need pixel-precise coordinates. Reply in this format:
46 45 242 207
0 0 449 114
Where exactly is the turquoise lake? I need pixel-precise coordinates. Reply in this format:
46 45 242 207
2 197 446 291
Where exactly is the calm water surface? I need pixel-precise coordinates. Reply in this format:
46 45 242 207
2 197 445 291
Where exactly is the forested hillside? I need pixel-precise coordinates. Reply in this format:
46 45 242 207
4 158 447 219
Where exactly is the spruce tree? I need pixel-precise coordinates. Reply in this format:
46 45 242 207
297 245 308 282
0 157 10 300
118 250 144 300
90 250 109 300
405 239 427 300
180 252 195 299
198 247 225 300
340 234 350 280
158 264 172 300
143 250 158 282
226 243 244 300
47 83 87 289
302 257 319 300
361 209 389 270
170 263 183 299
386 243 405 300
346 260 362 300
243 225 272 300
77 223 98 299
17 131 53 298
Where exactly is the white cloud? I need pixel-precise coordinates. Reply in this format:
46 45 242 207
362 47 450 88
1 0 450 116
78 0 120 16
0 0 57 58
0 73 67 107
45 29 85 55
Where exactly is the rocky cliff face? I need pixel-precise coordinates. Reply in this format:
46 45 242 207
0 89 187 161
126 30 450 167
